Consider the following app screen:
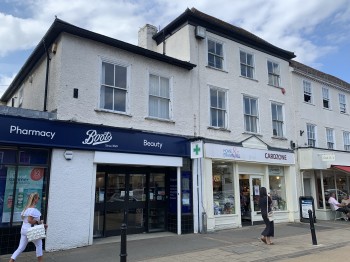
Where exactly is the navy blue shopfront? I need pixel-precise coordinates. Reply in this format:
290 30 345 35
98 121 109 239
0 114 194 254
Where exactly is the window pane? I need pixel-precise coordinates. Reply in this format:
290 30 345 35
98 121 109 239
217 91 225 109
216 42 223 56
159 98 169 119
160 77 169 98
115 65 127 89
149 75 159 96
114 89 126 112
100 86 113 110
211 109 218 126
208 40 215 53
102 62 114 86
210 89 218 107
208 54 215 67
269 167 287 211
0 148 17 164
240 51 246 64
149 96 158 117
213 162 234 215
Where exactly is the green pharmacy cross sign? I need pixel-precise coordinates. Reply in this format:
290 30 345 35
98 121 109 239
191 142 203 159
193 144 201 155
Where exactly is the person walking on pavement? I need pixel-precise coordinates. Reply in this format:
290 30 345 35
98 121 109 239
258 187 274 245
9 192 48 262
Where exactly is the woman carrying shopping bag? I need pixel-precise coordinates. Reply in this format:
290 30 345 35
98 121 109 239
258 187 274 245
9 192 48 262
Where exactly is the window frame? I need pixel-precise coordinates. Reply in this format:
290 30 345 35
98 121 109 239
303 80 312 104
240 50 255 79
148 73 172 120
243 96 259 133
343 131 350 151
306 123 316 147
207 38 225 70
271 102 284 137
209 86 228 128
322 87 330 109
267 60 281 87
99 60 130 114
339 93 347 114
326 128 335 149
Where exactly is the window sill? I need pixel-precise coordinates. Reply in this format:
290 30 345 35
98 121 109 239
271 136 288 140
95 108 132 117
243 132 262 137
240 75 258 82
303 102 315 106
208 126 231 132
145 116 175 124
206 66 228 73
267 84 281 88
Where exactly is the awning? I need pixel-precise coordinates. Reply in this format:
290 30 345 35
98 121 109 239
331 165 350 174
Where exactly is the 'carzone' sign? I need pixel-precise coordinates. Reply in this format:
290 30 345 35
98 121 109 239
0 115 189 157
205 143 295 165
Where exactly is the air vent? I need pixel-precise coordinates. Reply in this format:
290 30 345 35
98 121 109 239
195 26 206 39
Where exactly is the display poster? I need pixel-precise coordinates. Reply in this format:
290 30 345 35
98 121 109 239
301 199 313 219
2 166 44 223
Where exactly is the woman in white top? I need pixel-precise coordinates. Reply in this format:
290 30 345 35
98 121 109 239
9 192 48 262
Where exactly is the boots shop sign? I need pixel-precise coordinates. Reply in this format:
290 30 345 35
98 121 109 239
0 115 189 157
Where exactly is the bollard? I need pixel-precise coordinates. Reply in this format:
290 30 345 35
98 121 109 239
308 209 317 245
120 223 127 262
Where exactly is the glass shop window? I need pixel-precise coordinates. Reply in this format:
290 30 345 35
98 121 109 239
0 147 49 227
212 162 235 215
269 166 287 211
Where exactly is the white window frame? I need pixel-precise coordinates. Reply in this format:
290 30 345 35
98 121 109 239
339 93 347 114
267 60 281 87
303 80 312 103
207 38 225 70
322 87 330 109
148 73 172 120
306 123 316 147
326 128 335 149
99 60 130 113
243 96 259 133
209 86 227 128
271 102 284 137
240 50 255 79
343 131 350 151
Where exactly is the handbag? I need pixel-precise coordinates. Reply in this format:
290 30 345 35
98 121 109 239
267 196 274 221
27 224 46 242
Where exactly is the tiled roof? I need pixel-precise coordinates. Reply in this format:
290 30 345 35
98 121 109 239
290 60 350 89
153 7 295 60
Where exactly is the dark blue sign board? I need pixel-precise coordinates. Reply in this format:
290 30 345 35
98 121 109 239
299 196 316 223
0 114 190 157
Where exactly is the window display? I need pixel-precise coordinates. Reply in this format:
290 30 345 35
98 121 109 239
269 166 287 211
212 162 234 215
0 147 49 227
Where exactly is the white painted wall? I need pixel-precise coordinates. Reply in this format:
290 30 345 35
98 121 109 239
45 149 95 251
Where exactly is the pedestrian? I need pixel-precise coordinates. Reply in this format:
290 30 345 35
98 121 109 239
9 192 48 262
258 187 274 245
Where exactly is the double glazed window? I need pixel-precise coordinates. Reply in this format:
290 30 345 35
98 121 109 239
322 87 330 109
339 93 347 114
271 103 284 137
149 74 171 119
243 96 258 133
307 124 316 147
267 61 280 87
100 61 128 112
344 132 350 151
326 128 334 149
240 51 254 79
303 80 312 103
208 39 224 70
210 87 227 128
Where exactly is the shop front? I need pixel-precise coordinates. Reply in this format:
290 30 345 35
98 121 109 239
298 148 350 220
191 139 295 232
0 113 193 254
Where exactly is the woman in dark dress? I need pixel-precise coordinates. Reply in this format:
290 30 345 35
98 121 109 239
258 187 274 245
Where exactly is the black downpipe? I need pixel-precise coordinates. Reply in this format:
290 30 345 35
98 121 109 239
43 40 50 112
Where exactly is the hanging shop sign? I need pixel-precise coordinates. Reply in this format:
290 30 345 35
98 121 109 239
0 114 190 157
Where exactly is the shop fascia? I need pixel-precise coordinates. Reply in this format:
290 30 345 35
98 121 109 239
204 143 295 165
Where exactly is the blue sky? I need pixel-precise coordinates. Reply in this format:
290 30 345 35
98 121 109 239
0 0 349 97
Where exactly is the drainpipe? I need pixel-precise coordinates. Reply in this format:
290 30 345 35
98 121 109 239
42 39 50 112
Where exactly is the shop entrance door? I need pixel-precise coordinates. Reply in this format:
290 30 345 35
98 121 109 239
239 175 263 225
94 166 169 238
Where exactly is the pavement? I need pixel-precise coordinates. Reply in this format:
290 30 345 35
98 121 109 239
1 219 350 262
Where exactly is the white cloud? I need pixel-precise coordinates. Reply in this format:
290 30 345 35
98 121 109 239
0 73 15 98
